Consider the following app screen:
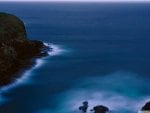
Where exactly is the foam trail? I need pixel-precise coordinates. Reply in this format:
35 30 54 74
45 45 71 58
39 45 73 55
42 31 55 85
0 58 45 93
0 58 44 105
0 43 66 94
52 71 150 113
44 43 66 56
0 43 67 105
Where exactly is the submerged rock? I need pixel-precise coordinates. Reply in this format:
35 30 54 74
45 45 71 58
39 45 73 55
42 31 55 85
0 12 48 86
91 105 109 113
141 101 150 111
79 101 89 113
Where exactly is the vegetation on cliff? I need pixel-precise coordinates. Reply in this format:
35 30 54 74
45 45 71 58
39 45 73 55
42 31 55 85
0 12 47 86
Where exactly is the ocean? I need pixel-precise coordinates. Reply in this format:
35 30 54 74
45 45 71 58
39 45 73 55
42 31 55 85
0 2 150 113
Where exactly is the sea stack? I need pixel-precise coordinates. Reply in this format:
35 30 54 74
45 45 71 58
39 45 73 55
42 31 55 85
91 105 109 113
141 101 150 111
0 12 48 86
138 101 150 113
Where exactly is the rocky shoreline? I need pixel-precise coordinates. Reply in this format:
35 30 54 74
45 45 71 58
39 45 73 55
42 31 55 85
0 12 50 86
78 100 150 113
0 12 150 113
141 101 150 111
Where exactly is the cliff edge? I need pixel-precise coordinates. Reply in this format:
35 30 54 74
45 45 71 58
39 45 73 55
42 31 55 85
0 12 48 86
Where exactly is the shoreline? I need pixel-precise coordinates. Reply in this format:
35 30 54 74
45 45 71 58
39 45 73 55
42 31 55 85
0 59 44 93
0 43 150 112
0 42 65 92
0 42 51 91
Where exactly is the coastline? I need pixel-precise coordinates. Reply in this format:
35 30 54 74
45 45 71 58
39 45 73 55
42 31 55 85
0 42 65 92
0 42 50 90
0 12 51 87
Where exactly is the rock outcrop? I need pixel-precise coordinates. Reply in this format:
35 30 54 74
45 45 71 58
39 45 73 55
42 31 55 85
79 101 89 113
141 101 150 111
91 105 109 113
0 12 48 86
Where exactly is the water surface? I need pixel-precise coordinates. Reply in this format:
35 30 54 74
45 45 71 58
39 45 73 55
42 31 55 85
0 2 150 113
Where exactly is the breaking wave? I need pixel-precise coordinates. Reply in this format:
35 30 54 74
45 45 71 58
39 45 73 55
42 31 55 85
0 43 66 104
50 71 150 113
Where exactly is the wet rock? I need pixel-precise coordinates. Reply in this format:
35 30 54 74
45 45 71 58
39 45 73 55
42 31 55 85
141 101 150 111
79 101 89 113
91 105 109 113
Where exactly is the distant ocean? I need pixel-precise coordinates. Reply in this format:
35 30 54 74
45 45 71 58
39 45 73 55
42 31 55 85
0 2 150 113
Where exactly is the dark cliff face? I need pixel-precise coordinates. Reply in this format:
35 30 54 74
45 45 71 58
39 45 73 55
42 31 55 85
0 12 27 42
0 12 47 86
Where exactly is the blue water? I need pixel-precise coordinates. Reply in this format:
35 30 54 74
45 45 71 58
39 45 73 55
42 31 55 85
0 2 150 113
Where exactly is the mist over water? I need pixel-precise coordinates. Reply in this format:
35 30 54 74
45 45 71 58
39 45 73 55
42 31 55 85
0 2 150 113
0 43 66 105
51 71 150 113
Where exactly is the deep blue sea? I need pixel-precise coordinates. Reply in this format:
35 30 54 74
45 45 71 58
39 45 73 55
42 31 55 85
0 2 150 113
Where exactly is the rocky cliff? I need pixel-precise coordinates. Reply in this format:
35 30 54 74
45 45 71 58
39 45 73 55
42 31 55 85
0 12 48 86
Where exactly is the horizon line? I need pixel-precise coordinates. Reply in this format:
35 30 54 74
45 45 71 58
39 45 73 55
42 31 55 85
1 0 150 3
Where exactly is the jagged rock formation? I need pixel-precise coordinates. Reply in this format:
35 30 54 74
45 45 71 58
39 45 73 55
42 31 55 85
79 101 89 113
91 105 109 113
141 101 150 111
0 12 48 86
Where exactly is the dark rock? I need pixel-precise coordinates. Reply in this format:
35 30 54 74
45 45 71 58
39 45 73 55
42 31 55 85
79 101 89 113
141 101 150 111
91 105 109 113
0 12 49 86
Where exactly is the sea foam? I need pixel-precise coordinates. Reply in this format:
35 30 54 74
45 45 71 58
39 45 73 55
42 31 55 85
44 42 66 56
0 43 66 102
53 71 150 113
